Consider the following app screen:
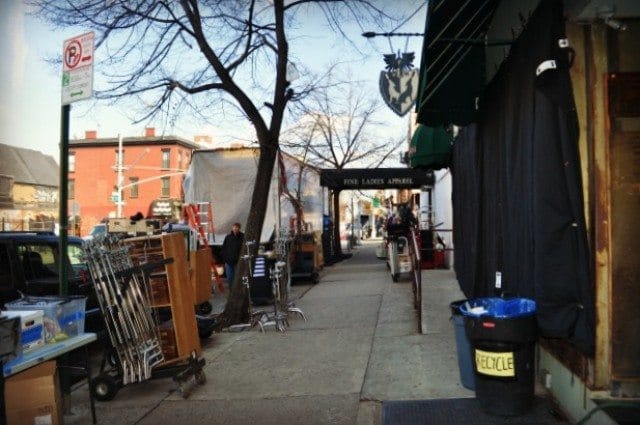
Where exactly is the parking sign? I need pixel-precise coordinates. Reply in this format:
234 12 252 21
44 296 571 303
61 32 95 104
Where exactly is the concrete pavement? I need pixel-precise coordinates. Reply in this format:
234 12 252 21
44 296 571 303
65 240 471 424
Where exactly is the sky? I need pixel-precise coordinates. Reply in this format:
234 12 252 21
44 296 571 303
0 1 427 163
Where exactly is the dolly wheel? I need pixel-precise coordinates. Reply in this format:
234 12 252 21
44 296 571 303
196 301 213 315
199 328 213 339
107 349 120 369
392 273 399 282
195 370 207 385
311 272 320 284
91 375 119 402
178 381 192 399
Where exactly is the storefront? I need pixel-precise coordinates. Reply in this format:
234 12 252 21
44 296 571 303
414 0 640 421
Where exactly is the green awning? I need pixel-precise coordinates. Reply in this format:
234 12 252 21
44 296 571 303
416 0 500 127
409 124 453 170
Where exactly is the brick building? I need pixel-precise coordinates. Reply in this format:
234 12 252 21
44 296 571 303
69 128 200 235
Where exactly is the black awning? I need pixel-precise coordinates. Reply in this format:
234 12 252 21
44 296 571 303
416 0 499 127
320 168 434 190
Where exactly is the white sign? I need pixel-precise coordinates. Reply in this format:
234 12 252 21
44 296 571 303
61 32 95 104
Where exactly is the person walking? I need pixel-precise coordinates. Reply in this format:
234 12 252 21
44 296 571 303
222 222 244 289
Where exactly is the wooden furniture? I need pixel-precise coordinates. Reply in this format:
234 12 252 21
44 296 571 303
189 247 213 305
122 232 201 364
290 232 322 282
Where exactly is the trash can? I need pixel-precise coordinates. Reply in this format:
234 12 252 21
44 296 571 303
460 297 537 416
450 300 475 390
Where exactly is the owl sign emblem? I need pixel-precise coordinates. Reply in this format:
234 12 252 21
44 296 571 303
379 52 419 117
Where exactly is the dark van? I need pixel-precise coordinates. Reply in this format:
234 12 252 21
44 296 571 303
0 231 103 336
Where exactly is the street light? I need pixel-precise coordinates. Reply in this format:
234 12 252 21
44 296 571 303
117 134 124 217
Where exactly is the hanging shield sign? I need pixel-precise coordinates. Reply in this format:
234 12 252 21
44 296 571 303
379 65 419 117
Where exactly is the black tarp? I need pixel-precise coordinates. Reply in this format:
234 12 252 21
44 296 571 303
451 124 481 296
451 0 595 355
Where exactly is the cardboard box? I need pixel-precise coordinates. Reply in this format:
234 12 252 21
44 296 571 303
3 310 45 355
5 360 63 425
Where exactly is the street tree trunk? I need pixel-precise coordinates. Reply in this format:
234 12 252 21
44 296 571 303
214 142 278 328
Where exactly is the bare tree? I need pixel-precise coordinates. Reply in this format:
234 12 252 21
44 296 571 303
286 76 404 169
32 0 407 327
282 75 404 256
278 144 314 236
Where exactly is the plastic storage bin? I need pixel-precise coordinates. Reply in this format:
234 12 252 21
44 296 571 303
5 295 87 342
461 297 537 416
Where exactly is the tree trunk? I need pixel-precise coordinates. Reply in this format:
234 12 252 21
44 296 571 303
214 144 278 328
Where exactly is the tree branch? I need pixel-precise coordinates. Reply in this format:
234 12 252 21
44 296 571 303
169 80 226 94
179 0 270 140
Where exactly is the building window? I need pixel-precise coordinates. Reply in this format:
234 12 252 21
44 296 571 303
161 177 170 197
68 179 75 199
69 152 76 172
130 177 139 199
161 149 170 169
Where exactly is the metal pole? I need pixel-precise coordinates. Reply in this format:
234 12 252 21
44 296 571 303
117 134 123 218
276 152 281 236
351 194 355 249
59 104 70 296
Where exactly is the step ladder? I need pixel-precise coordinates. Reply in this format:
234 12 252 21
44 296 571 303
184 202 214 245
184 202 224 293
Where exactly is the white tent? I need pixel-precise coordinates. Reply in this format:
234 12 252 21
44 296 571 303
183 148 324 244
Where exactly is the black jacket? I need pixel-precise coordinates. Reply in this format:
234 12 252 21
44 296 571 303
221 231 244 264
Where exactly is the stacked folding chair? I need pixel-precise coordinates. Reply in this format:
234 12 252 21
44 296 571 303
82 236 164 385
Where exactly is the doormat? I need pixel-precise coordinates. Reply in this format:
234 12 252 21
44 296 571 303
382 397 569 425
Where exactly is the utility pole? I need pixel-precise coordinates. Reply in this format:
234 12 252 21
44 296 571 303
117 134 124 218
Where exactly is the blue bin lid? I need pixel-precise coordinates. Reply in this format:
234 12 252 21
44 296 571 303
459 297 536 318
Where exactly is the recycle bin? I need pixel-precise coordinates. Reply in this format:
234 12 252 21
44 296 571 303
461 297 537 416
450 300 475 390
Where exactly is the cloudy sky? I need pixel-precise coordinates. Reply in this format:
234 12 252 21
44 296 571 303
0 1 426 162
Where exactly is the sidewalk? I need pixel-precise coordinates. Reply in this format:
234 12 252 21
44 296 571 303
66 240 471 424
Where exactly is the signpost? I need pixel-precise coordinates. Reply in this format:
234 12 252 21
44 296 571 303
59 32 94 296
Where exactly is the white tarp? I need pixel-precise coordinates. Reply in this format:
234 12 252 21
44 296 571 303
183 148 323 244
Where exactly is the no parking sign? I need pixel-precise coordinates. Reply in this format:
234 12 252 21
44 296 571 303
61 32 94 104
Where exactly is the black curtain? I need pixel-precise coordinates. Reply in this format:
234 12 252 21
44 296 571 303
452 124 481 297
451 0 595 355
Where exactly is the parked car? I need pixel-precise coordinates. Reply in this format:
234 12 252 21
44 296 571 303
0 231 104 337
83 223 107 241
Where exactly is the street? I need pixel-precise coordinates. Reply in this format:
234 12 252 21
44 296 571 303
64 240 471 424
